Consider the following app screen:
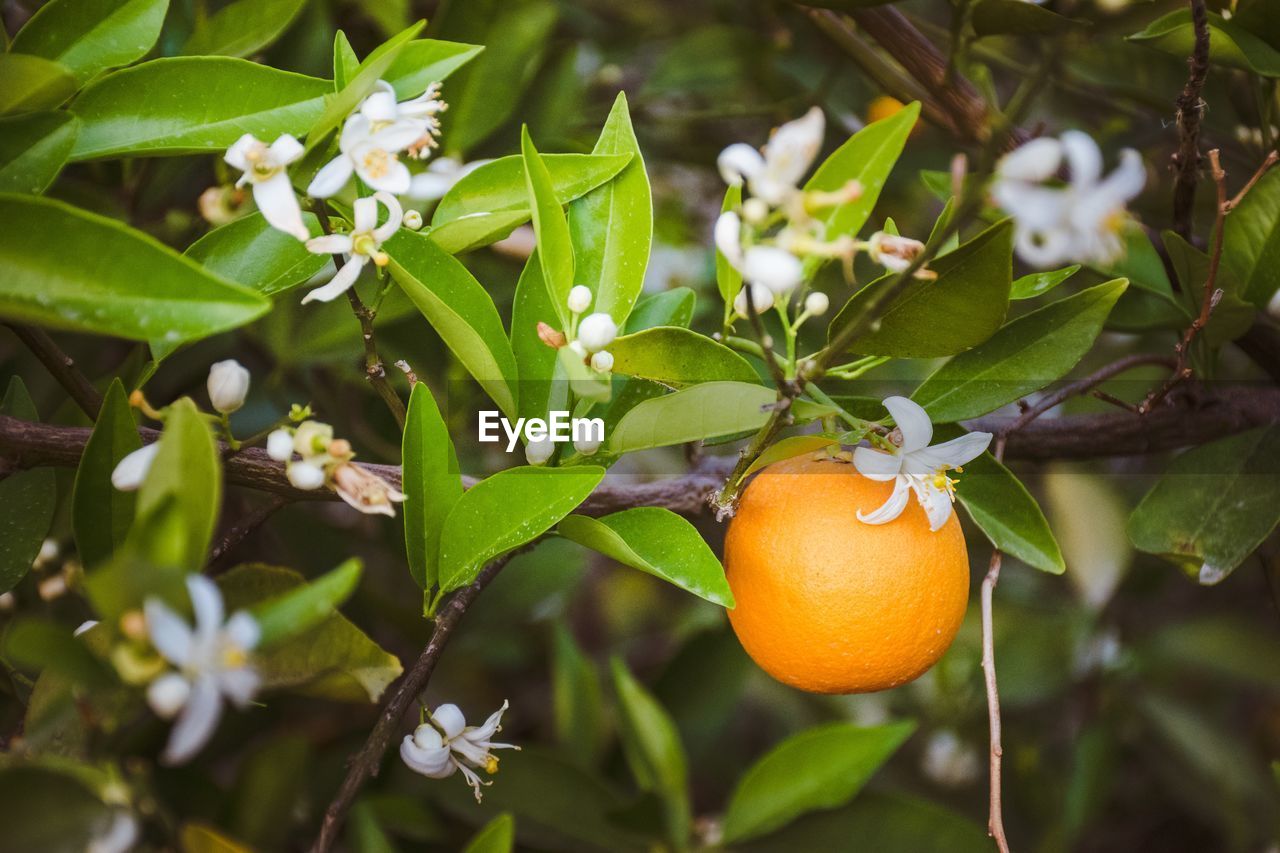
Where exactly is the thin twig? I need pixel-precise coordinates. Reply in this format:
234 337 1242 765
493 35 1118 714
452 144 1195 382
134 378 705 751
205 494 289 573
1223 150 1279 213
1171 0 1210 240
5 324 104 419
1005 354 1175 433
309 549 526 853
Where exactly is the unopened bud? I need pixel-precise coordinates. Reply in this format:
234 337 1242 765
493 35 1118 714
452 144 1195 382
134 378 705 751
120 609 147 641
576 313 618 352
147 673 191 719
266 429 294 461
742 197 770 225
327 438 352 458
590 350 614 373
536 321 567 349
403 209 424 230
525 437 554 466
574 435 603 456
207 359 250 414
287 461 326 490
111 443 160 491
567 285 593 314
804 291 830 316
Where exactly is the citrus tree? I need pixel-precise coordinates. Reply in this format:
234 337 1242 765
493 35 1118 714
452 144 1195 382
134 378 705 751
1 0 1278 850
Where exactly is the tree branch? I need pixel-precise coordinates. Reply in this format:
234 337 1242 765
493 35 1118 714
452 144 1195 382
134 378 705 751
5 324 104 419
1171 0 1210 240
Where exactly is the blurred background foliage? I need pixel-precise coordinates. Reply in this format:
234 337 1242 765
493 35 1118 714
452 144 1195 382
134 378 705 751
2 0 1280 850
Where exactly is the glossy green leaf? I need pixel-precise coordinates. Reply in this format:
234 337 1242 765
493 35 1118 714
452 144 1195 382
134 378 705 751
607 326 758 388
304 20 424 152
0 53 76 115
0 768 115 852
627 288 696 330
402 383 462 590
0 378 56 593
956 442 1065 574
610 657 690 848
0 194 270 341
219 564 402 701
249 558 363 647
437 466 605 592
332 31 359 88
552 624 607 768
722 720 915 842
1223 167 1280 307
568 92 652 324
1129 9 1280 76
510 250 564 423
426 209 529 254
381 39 484 101
85 499 191 618
828 219 1013 358
135 398 221 572
972 0 1087 36
716 184 744 308
387 229 519 418
559 508 734 606
803 101 919 274
522 128 575 329
743 435 839 478
182 0 307 57
3 617 115 687
1127 425 1280 584
0 111 79 194
1010 264 1079 300
71 379 140 569
557 344 611 403
462 813 515 853
433 153 631 226
10 0 167 84
913 279 1128 422
185 212 327 296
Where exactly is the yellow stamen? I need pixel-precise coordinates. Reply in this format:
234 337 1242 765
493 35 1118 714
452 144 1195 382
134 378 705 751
484 755 500 774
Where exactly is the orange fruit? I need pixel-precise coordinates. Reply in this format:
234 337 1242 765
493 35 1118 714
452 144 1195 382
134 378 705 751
724 454 969 694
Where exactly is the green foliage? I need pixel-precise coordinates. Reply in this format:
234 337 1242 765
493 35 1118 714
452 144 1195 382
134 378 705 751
402 383 462 591
606 326 757 388
0 767 116 851
71 379 140 569
743 435 839 477
972 0 1086 37
184 212 328 297
182 0 308 58
1009 264 1079 300
523 127 576 329
1223 167 1280 307
249 558 364 646
0 378 55 593
0 53 77 115
0 111 78 194
551 625 607 768
10 0 168 84
956 440 1066 574
433 153 631 226
1129 8 1280 76
462 813 516 853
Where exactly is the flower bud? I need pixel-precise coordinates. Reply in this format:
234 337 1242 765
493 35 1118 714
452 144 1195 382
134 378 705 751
567 340 587 359
287 461 326 490
867 231 925 273
574 435 603 456
147 673 191 720
742 197 770 225
266 429 294 461
536 321 567 349
111 443 160 492
567 285 593 314
403 209 424 230
590 350 614 373
576 312 617 352
525 437 555 466
733 283 774 319
804 291 830 316
293 421 334 458
207 359 250 414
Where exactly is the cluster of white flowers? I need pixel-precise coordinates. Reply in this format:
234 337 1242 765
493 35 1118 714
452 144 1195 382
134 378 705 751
715 107 932 321
853 396 992 531
992 130 1145 268
143 576 260 764
219 79 471 304
400 701 519 801
267 419 406 516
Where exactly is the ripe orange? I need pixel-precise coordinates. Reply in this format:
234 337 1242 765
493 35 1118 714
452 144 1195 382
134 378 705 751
724 454 970 694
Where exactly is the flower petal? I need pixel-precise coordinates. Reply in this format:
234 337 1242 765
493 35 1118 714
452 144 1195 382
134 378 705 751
217 667 260 708
856 477 911 525
432 703 467 739
717 143 765 187
997 137 1061 182
161 674 223 765
186 575 225 642
743 246 803 295
1097 149 1146 204
359 157 411 195
408 170 457 201
852 445 902 481
307 156 354 199
145 598 194 665
1014 225 1073 268
911 477 955 532
714 211 744 269
401 736 456 777
1061 130 1102 190
360 89 399 124
268 134 304 165
224 611 261 650
301 256 365 304
763 106 824 191
352 195 377 234
338 113 372 152
372 191 403 241
883 395 933 452
253 173 309 241
223 133 258 172
911 430 993 471
305 234 353 256
464 700 509 743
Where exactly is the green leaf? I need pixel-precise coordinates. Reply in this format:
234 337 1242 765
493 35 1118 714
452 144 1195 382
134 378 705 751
1129 9 1280 77
462 813 515 853
332 31 359 89
182 0 307 58
433 153 631 226
402 383 462 590
219 564 403 702
722 720 915 843
248 558 363 647
10 0 167 84
0 194 270 341
2 617 115 687
0 767 116 852
972 0 1087 36
304 20 424 153
386 229 519 418
607 326 758 388
136 398 221 572
71 379 140 569
559 508 734 606
610 658 690 848
0 378 56 593
426 209 530 254
1127 425 1280 584
828 219 1013 358
185 211 327 296
0 53 76 115
802 101 919 275
568 92 652 325
552 624 607 768
510 250 564 423
955 442 1065 574
0 111 79 194
381 39 484 102
433 0 558 153
716 184 744 308
913 279 1129 422
743 435 839 478
1223 167 1280 307
522 127 575 329
557 344 611 403
1010 264 1079 300
437 466 605 592
229 736 312 850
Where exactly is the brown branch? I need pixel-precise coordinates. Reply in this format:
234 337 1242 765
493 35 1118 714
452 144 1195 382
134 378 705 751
979 438 1010 853
309 550 523 853
1171 0 1210 240
5 324 104 419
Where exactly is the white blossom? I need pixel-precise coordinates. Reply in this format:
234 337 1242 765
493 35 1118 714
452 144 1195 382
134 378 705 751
111 442 160 492
224 134 309 241
87 810 140 853
866 231 926 274
853 396 992 531
144 575 260 765
992 130 1145 267
576 313 618 352
207 359 250 415
302 191 403 304
718 107 825 207
567 285 593 314
733 283 775 319
286 461 326 490
715 211 804 297
407 156 490 201
307 107 423 198
266 429 294 462
400 701 519 802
